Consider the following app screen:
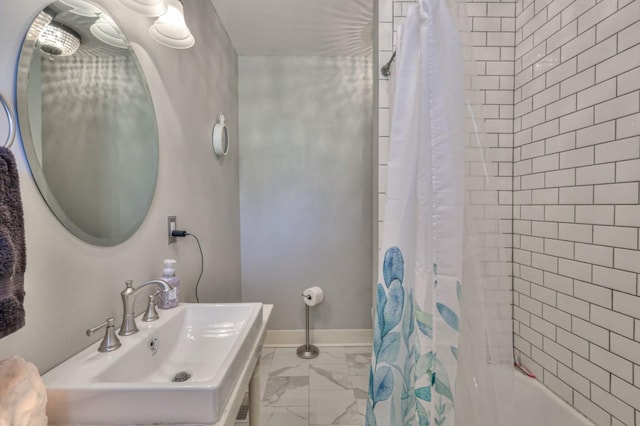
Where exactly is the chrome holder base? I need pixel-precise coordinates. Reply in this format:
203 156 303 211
296 302 319 359
296 344 319 359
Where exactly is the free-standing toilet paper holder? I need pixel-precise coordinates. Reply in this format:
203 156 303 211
297 293 320 359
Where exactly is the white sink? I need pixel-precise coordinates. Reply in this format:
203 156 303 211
43 303 263 425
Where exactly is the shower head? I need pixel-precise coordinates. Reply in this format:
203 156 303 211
380 50 396 77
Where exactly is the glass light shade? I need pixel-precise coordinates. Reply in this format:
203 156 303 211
39 22 81 56
60 0 102 17
148 0 194 49
91 15 128 49
118 0 167 17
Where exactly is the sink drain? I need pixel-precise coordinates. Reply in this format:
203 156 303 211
172 371 191 382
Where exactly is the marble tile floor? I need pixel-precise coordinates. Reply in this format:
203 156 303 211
257 346 372 426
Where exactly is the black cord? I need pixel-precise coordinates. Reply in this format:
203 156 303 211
187 233 204 303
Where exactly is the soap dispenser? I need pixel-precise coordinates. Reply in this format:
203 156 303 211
158 259 180 309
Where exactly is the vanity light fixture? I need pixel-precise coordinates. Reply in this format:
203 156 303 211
117 0 167 17
149 0 195 49
91 14 128 49
39 22 81 56
60 0 103 17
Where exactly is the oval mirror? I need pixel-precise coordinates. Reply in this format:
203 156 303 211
16 0 159 246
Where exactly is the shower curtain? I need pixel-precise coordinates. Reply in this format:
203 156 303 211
367 1 514 425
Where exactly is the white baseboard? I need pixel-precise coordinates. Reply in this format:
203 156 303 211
264 329 372 347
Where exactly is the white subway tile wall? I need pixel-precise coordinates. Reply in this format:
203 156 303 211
513 0 640 424
378 0 640 424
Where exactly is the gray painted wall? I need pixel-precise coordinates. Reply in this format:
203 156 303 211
239 56 373 330
0 0 240 373
38 50 158 238
39 51 157 241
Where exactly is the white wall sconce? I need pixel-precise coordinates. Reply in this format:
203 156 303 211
118 0 167 17
212 114 229 157
149 0 195 49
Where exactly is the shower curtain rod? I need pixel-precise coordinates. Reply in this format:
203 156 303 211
380 50 396 77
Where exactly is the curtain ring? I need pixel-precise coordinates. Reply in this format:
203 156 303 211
0 93 16 149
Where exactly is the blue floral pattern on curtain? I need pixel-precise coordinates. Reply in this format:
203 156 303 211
367 247 461 426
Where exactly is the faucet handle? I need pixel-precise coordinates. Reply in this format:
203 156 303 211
125 280 134 288
86 318 122 352
86 317 114 336
142 291 161 322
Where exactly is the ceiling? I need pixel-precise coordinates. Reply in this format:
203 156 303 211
210 0 374 57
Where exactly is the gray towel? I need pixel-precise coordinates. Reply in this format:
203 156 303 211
0 147 26 339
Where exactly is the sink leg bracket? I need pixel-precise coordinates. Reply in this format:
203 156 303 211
248 357 260 425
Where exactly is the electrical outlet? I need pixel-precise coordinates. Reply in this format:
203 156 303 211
168 216 177 244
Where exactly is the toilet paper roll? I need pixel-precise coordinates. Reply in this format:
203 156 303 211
302 286 324 307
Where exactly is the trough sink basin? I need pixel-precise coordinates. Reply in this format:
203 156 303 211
43 303 263 425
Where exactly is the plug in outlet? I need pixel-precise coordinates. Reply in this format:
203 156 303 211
168 216 177 244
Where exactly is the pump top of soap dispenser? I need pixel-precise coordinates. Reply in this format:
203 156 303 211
163 259 176 277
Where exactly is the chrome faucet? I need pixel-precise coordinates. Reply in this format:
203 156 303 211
119 279 174 336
